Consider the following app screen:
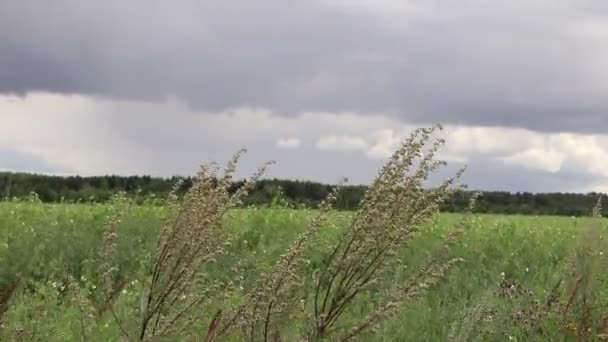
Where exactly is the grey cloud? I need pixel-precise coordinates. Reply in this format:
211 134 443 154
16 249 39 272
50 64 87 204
83 109 608 192
271 150 606 193
0 148 66 174
4 93 608 192
2 1 608 133
445 159 603 193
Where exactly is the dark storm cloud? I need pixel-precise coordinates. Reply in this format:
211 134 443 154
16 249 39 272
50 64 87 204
2 0 608 133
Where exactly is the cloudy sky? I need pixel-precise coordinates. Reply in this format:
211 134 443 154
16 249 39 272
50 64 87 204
2 0 608 192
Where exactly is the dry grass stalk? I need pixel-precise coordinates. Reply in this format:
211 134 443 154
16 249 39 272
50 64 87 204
557 196 606 341
342 258 463 341
347 194 481 341
0 276 20 327
97 279 128 317
97 192 131 317
0 125 469 340
214 188 340 341
66 275 97 342
136 149 274 340
447 290 496 342
306 124 466 340
488 196 608 341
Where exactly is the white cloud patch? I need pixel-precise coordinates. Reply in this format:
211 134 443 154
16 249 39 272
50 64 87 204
276 137 301 149
443 126 545 157
366 129 402 158
4 92 608 192
502 149 565 173
315 129 411 160
316 136 368 152
496 133 608 177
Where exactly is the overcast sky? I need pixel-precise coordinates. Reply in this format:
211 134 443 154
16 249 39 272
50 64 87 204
2 0 608 192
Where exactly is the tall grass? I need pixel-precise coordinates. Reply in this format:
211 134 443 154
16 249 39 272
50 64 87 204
2 124 607 341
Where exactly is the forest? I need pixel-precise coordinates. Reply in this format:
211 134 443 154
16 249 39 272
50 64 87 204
0 171 603 216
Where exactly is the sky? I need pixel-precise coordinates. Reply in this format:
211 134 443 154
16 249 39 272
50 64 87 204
2 0 608 192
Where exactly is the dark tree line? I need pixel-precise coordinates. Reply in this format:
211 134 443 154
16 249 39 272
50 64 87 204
0 172 604 216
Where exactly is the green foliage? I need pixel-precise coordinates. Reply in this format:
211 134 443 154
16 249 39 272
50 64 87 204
2 171 607 217
454 198 608 342
0 200 600 340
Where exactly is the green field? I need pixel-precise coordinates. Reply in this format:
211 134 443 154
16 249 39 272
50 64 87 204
2 198 607 341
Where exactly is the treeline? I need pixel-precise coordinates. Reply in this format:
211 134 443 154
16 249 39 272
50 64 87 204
0 172 604 216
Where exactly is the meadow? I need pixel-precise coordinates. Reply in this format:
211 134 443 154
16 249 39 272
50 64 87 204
2 127 608 341
1 198 606 341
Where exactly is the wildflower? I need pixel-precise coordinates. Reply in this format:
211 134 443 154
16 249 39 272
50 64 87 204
525 267 529 273
501 272 506 278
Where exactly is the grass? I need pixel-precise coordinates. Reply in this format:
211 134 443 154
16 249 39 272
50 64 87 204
1 200 603 340
2 126 608 341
